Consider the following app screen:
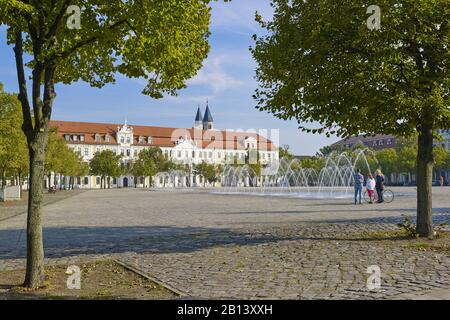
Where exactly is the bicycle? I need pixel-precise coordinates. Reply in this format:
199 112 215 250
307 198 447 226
363 189 394 203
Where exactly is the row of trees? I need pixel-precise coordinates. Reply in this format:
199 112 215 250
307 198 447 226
89 147 227 188
1 84 87 190
281 138 450 185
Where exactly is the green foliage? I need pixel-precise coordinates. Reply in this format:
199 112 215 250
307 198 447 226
89 150 121 179
194 161 219 184
397 215 419 238
0 84 28 181
397 146 417 175
433 146 450 171
45 129 87 178
1 0 223 99
130 147 167 179
375 148 398 177
252 0 450 138
279 144 294 160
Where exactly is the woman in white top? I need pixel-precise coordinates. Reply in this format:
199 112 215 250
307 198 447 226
366 173 376 204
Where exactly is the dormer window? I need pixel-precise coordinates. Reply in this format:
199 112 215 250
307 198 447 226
105 135 110 143
95 134 101 143
73 135 78 142
65 134 70 141
148 136 153 144
80 135 85 142
139 136 144 144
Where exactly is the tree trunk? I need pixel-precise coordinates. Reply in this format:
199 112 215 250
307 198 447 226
24 136 47 288
416 124 434 238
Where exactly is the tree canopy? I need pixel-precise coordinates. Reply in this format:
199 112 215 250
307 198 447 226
252 0 450 137
252 0 450 237
0 83 28 185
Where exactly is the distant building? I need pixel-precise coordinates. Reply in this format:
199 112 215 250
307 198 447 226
332 134 396 151
48 104 278 189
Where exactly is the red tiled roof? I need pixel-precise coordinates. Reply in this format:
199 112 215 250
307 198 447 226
50 120 277 151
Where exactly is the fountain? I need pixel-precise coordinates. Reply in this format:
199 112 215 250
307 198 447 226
217 149 378 199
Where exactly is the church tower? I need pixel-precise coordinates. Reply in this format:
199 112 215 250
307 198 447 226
203 101 214 130
193 106 203 129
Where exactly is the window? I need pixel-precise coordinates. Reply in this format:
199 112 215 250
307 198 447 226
178 151 182 158
126 136 131 144
139 136 144 144
134 150 138 156
105 135 110 143
73 135 78 142
96 147 100 153
387 139 392 145
84 177 89 185
126 149 130 157
218 152 221 158
148 136 153 144
65 134 70 141
209 152 212 158
120 136 125 144
379 140 384 145
84 148 89 156
192 151 196 158
96 177 101 185
80 135 85 142
95 135 100 143
77 147 81 155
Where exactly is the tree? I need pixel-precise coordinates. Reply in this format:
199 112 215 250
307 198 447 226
279 144 294 160
89 150 121 189
252 0 450 237
130 147 166 188
194 162 218 187
0 84 28 189
397 146 418 183
317 145 338 157
1 0 223 287
433 146 450 177
376 148 399 183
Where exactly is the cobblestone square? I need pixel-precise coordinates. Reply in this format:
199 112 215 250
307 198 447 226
0 187 449 299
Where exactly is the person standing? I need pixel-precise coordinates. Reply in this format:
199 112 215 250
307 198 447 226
353 169 364 204
375 169 385 203
366 173 376 204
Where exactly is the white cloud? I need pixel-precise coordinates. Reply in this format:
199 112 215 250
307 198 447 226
187 55 245 95
210 0 274 32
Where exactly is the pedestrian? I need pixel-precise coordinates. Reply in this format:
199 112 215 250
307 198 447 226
375 169 385 203
353 169 364 204
366 173 376 204
439 175 444 187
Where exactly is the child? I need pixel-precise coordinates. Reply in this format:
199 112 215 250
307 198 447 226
366 173 376 204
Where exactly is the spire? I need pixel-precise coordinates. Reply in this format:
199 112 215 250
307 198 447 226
203 101 214 123
195 105 203 122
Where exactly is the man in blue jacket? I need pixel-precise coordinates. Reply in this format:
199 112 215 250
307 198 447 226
353 169 364 204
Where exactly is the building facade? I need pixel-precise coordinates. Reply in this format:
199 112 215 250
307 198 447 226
332 134 396 151
49 106 279 189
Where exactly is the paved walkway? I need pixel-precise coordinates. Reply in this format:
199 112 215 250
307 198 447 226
0 187 449 299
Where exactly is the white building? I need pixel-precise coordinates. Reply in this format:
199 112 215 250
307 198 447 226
49 105 278 189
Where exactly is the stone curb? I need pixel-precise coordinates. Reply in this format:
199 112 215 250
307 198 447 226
113 259 188 298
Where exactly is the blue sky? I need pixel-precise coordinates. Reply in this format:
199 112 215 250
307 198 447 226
0 1 339 155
